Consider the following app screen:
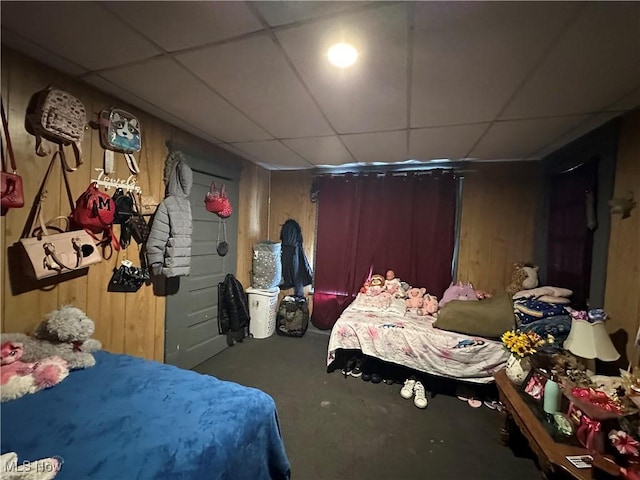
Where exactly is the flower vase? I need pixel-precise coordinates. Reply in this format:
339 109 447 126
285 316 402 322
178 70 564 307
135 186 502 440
505 354 531 385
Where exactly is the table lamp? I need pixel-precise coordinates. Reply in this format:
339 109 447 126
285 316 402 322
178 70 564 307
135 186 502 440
563 314 620 374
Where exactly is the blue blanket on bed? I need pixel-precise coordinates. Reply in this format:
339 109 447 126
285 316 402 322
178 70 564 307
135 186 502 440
1 351 291 480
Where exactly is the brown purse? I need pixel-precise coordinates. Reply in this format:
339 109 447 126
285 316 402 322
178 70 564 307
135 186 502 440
1 99 24 213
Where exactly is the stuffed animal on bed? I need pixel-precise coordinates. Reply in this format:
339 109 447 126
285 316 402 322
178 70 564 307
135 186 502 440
1 341 69 402
417 294 439 316
438 282 478 308
1 306 102 370
405 288 426 308
506 263 539 296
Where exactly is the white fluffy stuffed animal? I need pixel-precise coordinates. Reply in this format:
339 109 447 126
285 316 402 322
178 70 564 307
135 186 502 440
1 306 101 370
0 452 62 479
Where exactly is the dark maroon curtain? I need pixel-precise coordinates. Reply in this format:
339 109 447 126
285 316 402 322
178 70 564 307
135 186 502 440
546 160 598 309
311 172 457 330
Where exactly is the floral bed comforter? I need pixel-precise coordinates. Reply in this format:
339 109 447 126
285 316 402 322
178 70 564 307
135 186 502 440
327 304 509 384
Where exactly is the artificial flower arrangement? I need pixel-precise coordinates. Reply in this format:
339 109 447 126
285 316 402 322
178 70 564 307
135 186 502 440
501 330 554 358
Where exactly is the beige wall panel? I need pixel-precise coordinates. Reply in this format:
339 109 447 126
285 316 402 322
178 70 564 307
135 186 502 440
604 109 640 364
269 171 316 300
457 162 543 294
237 164 270 288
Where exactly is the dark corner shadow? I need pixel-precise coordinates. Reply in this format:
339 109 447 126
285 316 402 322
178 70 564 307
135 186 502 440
7 242 88 295
597 328 630 376
152 275 180 296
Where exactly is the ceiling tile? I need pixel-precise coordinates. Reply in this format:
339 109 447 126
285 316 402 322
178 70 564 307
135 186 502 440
1 28 88 76
411 2 581 128
283 136 354 166
218 143 276 170
340 131 407 164
84 74 223 145
102 1 263 52
177 35 334 138
276 4 408 134
409 124 489 161
1 2 160 70
532 112 626 159
252 1 371 27
470 116 594 161
232 140 313 169
501 2 640 119
99 58 271 143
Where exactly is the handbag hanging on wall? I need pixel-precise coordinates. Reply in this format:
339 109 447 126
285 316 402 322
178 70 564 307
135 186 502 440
107 247 149 293
1 99 24 215
18 152 102 280
98 108 141 175
205 182 232 218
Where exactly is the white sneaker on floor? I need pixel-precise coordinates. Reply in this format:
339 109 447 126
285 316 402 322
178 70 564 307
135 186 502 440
413 381 428 409
400 378 416 399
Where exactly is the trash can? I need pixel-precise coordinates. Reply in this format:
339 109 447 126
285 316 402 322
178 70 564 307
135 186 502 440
252 241 282 289
246 287 280 339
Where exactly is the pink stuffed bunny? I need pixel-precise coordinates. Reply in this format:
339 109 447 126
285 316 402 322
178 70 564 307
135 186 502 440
1 341 69 402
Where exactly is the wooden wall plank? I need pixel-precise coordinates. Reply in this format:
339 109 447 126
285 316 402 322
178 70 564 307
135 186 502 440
457 162 543 294
604 109 640 365
237 164 270 288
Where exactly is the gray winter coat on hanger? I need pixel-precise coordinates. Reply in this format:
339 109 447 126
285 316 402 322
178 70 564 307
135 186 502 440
146 152 193 277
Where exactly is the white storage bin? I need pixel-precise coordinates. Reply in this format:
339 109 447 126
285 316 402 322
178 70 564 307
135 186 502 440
246 287 280 339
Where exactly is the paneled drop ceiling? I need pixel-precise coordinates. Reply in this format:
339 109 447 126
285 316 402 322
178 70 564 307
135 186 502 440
2 1 639 170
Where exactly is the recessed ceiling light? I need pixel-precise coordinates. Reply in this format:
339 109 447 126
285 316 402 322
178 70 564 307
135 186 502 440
327 43 358 68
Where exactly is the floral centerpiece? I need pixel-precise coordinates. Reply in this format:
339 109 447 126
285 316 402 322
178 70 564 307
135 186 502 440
501 330 554 384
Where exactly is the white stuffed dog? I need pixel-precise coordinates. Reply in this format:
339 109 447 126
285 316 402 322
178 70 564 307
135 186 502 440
1 306 101 370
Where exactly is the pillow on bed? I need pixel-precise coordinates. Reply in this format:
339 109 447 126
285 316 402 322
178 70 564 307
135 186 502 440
433 292 516 339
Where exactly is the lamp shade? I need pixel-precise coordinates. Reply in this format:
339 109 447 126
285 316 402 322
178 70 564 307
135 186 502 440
563 318 620 362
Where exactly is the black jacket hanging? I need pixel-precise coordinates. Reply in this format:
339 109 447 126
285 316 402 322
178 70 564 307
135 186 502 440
279 219 313 297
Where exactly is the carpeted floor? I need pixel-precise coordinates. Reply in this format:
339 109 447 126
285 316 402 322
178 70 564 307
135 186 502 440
194 331 542 480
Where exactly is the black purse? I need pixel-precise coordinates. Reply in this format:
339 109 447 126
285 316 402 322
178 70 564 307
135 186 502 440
127 192 150 245
108 259 150 292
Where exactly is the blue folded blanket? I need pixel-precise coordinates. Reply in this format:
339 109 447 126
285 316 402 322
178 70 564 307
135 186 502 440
514 297 568 325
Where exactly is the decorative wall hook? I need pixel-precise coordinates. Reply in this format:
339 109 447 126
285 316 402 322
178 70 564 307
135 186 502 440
608 191 636 219
92 168 142 194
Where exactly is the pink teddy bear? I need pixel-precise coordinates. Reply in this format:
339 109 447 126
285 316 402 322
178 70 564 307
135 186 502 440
1 341 69 402
405 288 426 308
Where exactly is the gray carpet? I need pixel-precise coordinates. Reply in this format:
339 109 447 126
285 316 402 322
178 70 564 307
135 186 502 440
194 331 542 480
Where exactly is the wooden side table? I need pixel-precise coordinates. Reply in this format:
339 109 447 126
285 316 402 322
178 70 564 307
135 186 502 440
494 369 597 480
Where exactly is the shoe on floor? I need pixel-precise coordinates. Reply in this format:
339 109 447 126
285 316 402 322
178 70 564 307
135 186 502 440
370 373 382 384
413 381 428 409
361 372 372 382
342 357 356 377
349 358 363 378
400 378 416 399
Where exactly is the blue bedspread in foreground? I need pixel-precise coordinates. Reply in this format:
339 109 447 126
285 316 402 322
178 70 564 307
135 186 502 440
1 351 291 480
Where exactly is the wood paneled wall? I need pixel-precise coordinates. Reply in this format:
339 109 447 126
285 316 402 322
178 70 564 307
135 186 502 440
457 162 543 293
1 49 269 361
604 109 640 365
268 171 317 301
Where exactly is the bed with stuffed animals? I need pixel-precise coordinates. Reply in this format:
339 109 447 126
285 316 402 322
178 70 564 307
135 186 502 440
327 268 574 384
1 307 290 480
327 292 512 383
